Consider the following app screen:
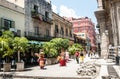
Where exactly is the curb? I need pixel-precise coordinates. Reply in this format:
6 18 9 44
0 74 92 79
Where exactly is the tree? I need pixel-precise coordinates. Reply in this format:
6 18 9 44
42 38 69 58
0 31 14 63
13 37 28 62
42 42 58 58
68 43 83 55
50 38 69 53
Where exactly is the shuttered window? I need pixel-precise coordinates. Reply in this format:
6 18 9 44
0 18 15 30
0 18 4 29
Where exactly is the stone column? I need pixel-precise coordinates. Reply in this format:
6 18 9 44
97 0 103 10
95 10 111 58
101 32 109 59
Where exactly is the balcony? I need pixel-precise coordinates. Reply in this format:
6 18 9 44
42 16 52 24
54 32 74 41
31 10 43 21
25 31 53 41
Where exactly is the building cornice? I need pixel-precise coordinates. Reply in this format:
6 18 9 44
94 9 105 20
0 0 24 14
111 0 120 3
52 12 72 28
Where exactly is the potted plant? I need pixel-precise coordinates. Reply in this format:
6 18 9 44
0 38 14 72
13 37 28 71
50 38 69 53
0 31 14 72
42 38 69 65
68 43 83 59
42 42 58 65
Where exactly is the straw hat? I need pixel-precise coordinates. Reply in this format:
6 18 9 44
40 51 44 54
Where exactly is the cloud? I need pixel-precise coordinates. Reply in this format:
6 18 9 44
52 4 58 13
59 5 78 18
52 4 79 18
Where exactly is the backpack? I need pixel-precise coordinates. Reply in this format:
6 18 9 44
75 52 79 57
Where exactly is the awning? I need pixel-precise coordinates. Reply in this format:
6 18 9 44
28 41 44 45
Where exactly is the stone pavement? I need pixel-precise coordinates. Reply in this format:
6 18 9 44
95 58 120 79
0 54 120 79
0 58 94 79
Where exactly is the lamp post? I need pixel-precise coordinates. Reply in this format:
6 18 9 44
86 37 91 56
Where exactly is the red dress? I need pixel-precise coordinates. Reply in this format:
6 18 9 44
58 56 66 66
38 57 45 69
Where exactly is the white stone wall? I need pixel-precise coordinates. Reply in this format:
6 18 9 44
6 0 24 8
116 2 120 45
0 1 25 36
110 2 120 46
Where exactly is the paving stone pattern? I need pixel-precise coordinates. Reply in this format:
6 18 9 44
107 65 120 79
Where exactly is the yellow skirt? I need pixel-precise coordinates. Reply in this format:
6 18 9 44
80 56 84 62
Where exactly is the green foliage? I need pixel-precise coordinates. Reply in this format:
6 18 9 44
0 31 30 62
0 37 14 62
42 38 69 58
50 38 69 52
13 37 28 53
1 31 14 38
43 42 58 58
1 31 14 48
13 37 28 62
68 43 83 55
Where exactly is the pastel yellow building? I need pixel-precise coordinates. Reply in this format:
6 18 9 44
51 12 74 41
0 0 25 36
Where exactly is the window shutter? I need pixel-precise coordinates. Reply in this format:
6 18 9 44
0 18 4 29
11 21 15 28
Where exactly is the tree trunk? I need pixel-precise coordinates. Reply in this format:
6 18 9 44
18 50 20 62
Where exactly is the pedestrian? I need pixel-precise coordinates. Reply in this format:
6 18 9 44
65 50 70 62
57 51 66 66
35 51 46 69
80 52 84 63
74 50 80 64
90 51 93 57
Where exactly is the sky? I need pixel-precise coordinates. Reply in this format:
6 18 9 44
51 0 98 25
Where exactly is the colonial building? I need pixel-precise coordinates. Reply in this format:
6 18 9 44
6 0 24 8
65 17 96 51
25 0 53 41
95 0 120 58
51 12 74 41
0 0 25 36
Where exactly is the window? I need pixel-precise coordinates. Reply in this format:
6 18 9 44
46 29 49 36
70 30 72 37
34 5 38 13
78 22 80 25
60 27 64 35
66 28 68 36
55 25 59 33
45 11 49 18
82 34 84 36
0 18 15 30
34 27 39 35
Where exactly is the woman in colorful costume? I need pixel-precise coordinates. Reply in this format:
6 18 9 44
57 52 66 66
35 52 46 69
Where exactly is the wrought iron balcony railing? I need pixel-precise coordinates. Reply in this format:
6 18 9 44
25 31 53 41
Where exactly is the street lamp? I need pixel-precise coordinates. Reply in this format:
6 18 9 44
86 37 91 55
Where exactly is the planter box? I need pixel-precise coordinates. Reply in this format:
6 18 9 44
46 58 57 65
16 62 24 71
3 63 11 72
70 55 75 59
